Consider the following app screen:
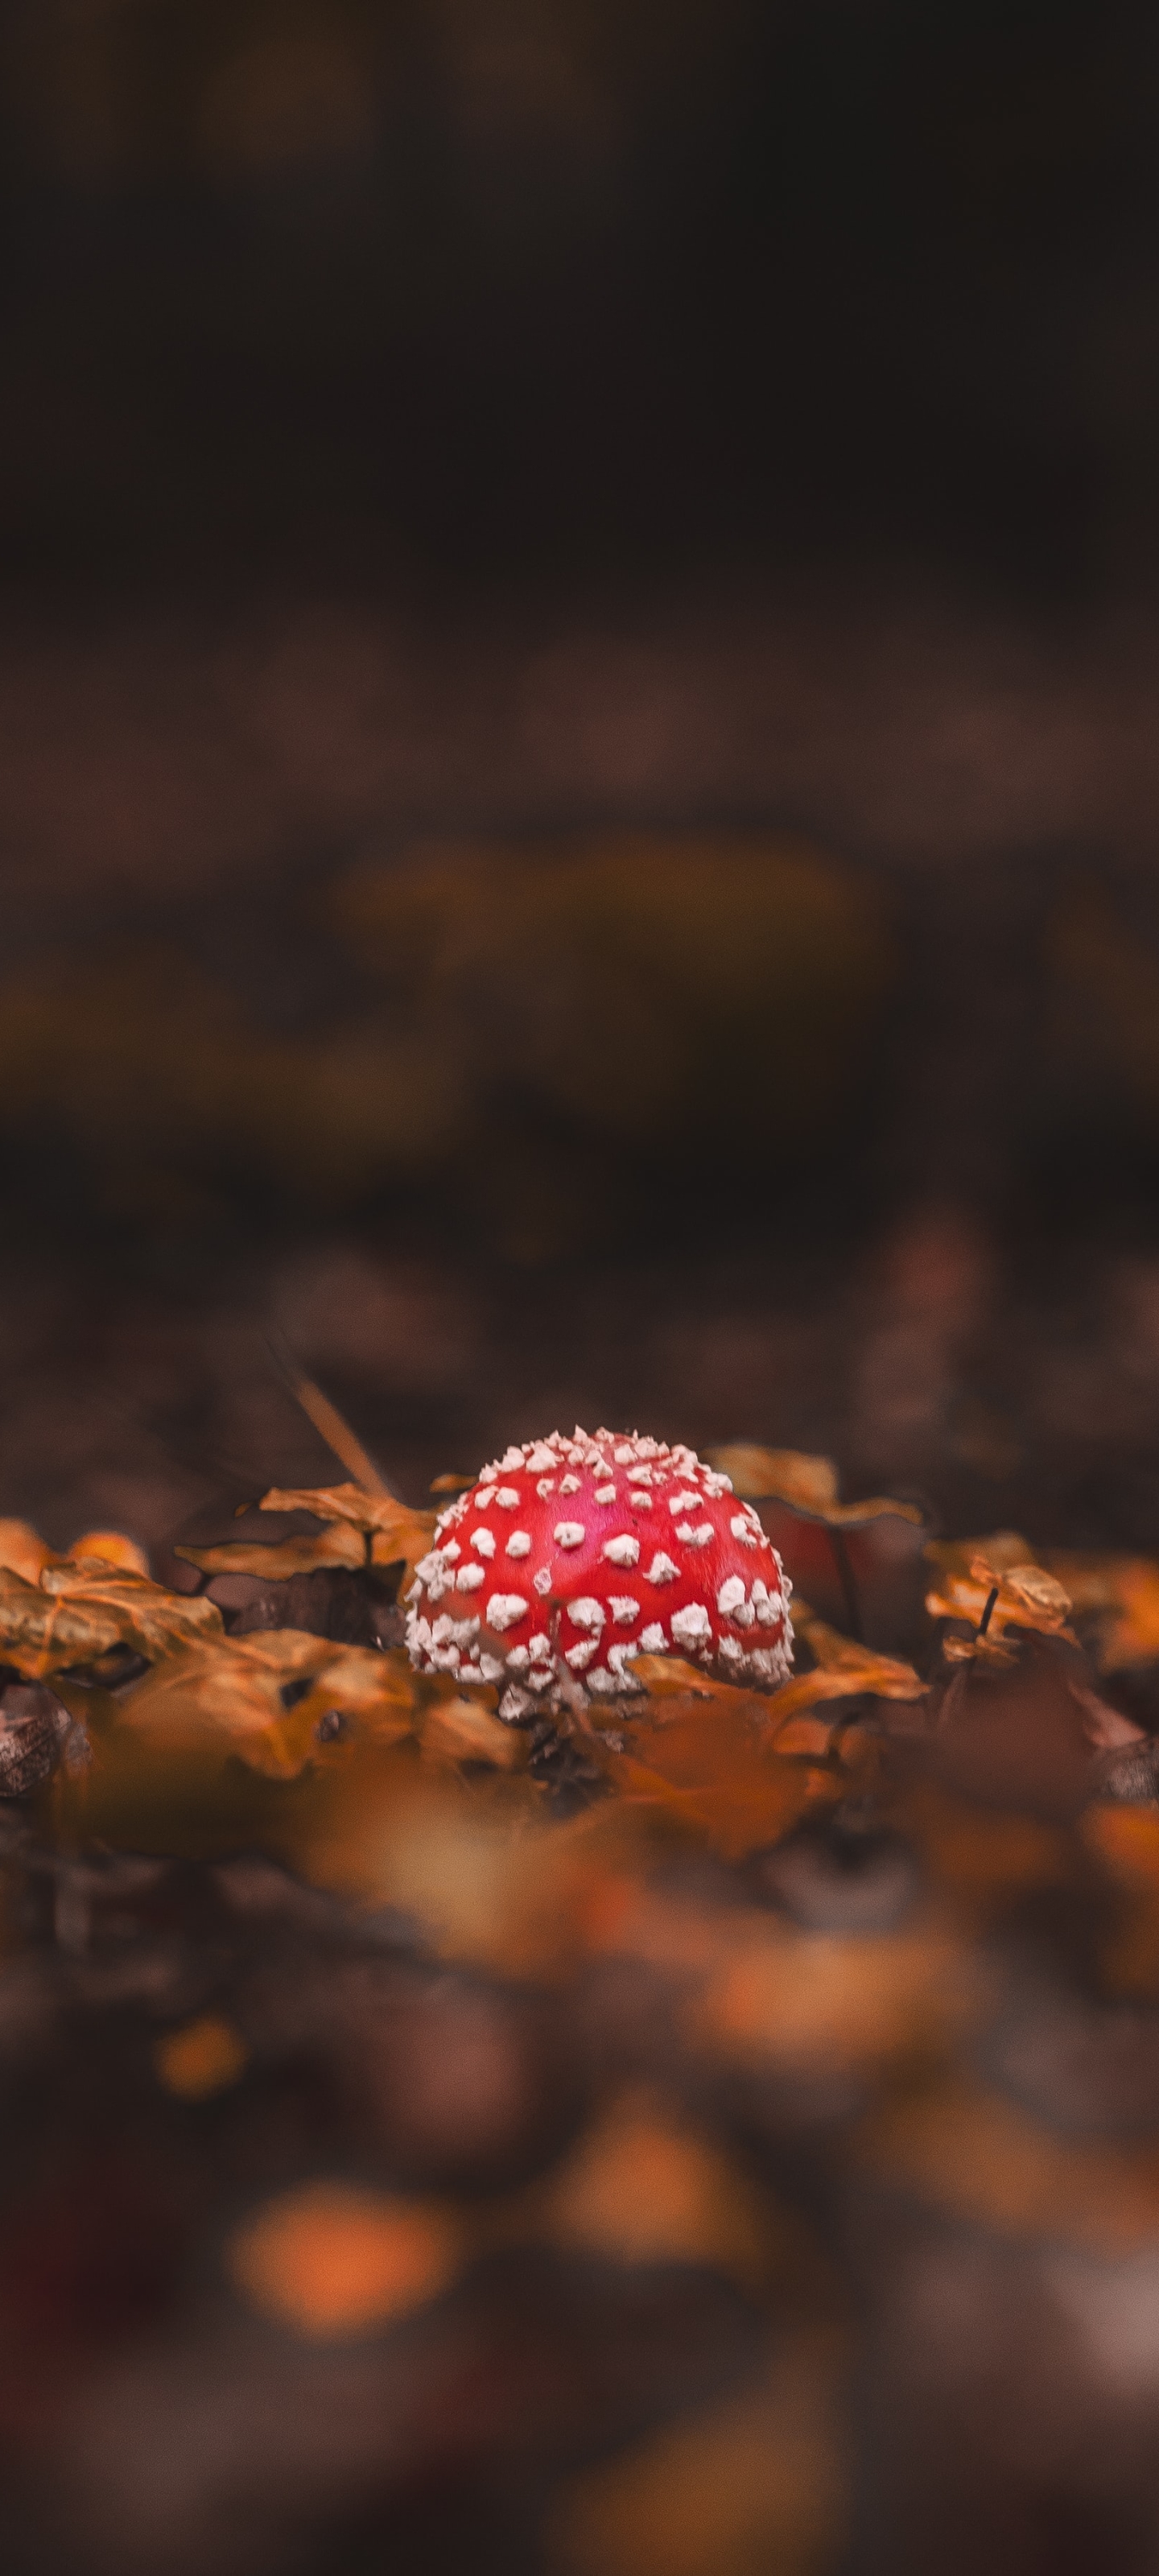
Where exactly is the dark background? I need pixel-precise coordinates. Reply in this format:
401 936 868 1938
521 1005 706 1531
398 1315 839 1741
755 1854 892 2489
2 0 1159 1567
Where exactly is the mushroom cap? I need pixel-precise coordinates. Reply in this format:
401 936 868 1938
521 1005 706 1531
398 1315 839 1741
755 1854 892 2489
404 1427 793 1720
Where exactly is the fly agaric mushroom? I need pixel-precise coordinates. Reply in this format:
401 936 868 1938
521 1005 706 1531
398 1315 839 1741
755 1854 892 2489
404 1429 793 1722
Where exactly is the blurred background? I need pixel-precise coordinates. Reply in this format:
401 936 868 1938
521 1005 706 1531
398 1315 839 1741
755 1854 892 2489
3 0 1159 1559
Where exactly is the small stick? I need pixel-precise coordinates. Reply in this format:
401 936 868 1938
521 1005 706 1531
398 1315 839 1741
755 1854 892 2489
265 1335 390 1496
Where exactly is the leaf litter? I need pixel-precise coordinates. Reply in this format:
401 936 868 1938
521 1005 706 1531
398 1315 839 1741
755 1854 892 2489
5 1443 1159 2575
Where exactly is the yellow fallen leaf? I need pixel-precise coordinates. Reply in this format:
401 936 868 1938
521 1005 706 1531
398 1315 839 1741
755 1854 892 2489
225 2180 464 2337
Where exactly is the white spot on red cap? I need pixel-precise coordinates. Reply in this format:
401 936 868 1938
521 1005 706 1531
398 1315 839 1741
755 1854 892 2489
646 1551 678 1583
505 1531 532 1558
603 1533 640 1567
730 1514 758 1546
595 1483 617 1504
670 1602 711 1649
471 1528 496 1558
533 1567 551 1595
639 1622 666 1651
456 1564 485 1591
485 1593 528 1631
554 1521 585 1548
565 1641 597 1670
567 1597 605 1633
608 1596 641 1624
716 1575 746 1617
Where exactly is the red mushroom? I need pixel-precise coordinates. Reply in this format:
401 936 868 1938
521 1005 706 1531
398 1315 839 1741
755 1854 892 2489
404 1428 793 1722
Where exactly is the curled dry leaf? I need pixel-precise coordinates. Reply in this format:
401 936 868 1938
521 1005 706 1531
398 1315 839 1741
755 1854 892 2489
769 1600 926 1727
117 1633 422 1778
707 1445 923 1527
176 1523 367 1580
115 1630 342 1777
255 1482 437 1583
592 1692 836 1861
0 1560 222 1678
924 1539 1076 1654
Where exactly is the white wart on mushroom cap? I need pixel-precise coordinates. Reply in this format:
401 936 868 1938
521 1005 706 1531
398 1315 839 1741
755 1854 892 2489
404 1428 793 1719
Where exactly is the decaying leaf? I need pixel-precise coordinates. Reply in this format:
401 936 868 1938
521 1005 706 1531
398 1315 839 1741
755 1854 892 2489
707 1446 923 1527
177 1482 437 1594
770 1601 926 1726
925 1538 1076 1658
176 1523 367 1580
592 1692 835 1860
257 1482 436 1580
116 1633 423 1779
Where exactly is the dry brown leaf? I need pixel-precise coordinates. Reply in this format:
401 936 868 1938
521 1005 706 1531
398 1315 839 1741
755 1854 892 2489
429 1471 477 1494
176 1523 367 1580
1041 1551 1159 1671
0 1563 137 1678
707 1445 923 1526
597 1695 834 1860
777 1602 926 1719
924 1541 1076 1652
116 1629 341 1777
38 1563 225 1658
257 1481 436 1583
417 1691 528 1771
225 2181 464 2338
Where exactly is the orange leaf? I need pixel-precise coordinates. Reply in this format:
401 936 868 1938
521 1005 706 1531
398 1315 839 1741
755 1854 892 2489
177 1523 366 1579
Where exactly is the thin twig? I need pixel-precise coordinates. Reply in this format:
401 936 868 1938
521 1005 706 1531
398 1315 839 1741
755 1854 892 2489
264 1334 390 1496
